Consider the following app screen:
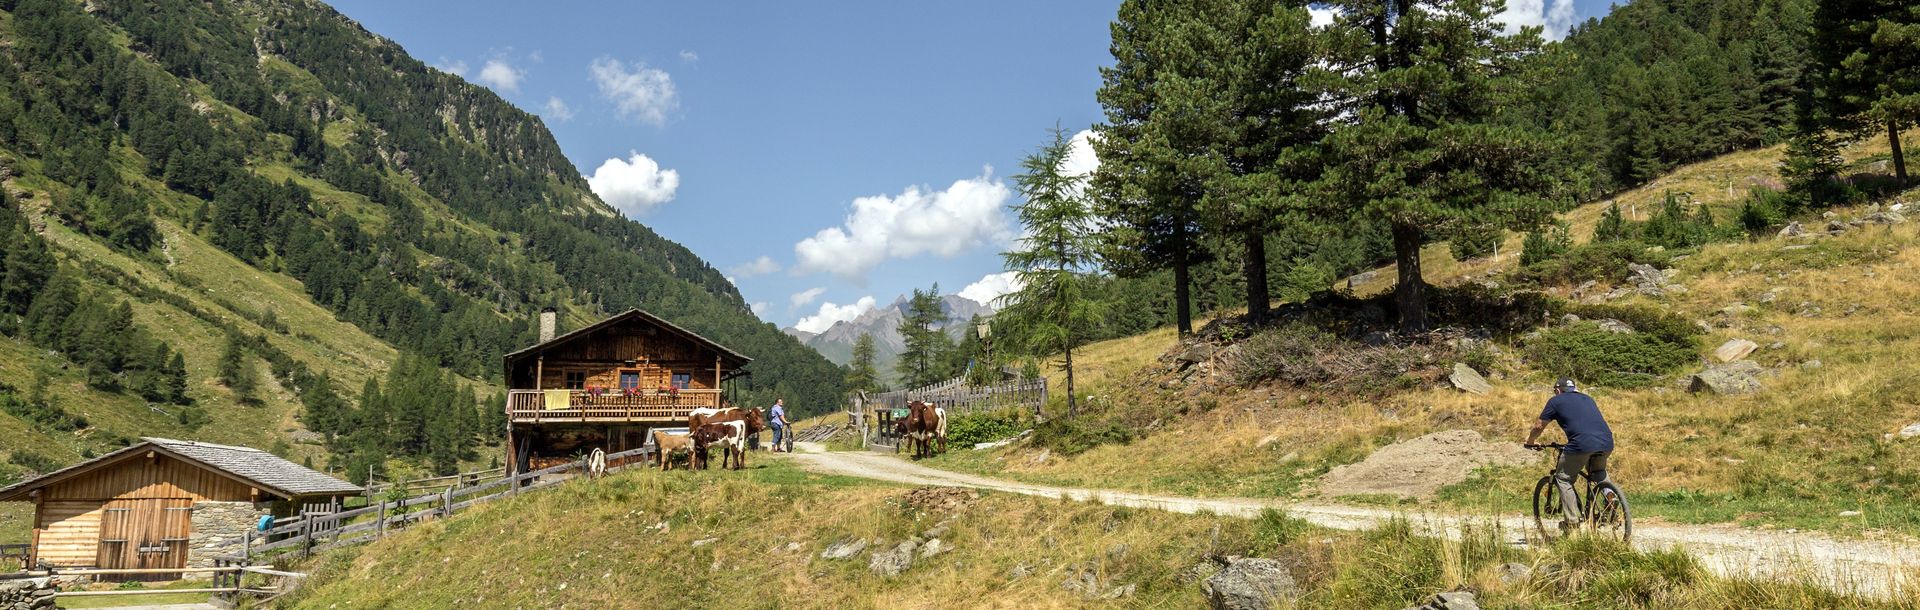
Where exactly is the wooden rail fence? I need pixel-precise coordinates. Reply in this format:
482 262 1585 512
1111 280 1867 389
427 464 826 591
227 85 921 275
245 446 656 560
856 376 1047 447
9 561 301 605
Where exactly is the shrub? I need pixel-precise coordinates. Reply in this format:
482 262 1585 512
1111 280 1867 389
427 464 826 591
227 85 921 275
7 449 60 474
1560 302 1702 345
1525 321 1697 387
945 408 1030 447
1593 201 1634 242
1032 416 1134 456
1521 221 1572 266
1448 223 1502 261
1516 239 1672 286
1737 186 1790 235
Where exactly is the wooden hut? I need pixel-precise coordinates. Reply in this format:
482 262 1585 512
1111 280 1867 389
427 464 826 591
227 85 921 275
0 438 360 572
503 308 752 472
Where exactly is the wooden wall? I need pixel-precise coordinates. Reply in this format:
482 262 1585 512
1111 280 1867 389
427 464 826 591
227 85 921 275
33 501 103 567
537 362 718 391
519 318 732 391
42 454 254 502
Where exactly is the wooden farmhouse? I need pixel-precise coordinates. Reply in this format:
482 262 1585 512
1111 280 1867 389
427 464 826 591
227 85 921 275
0 438 360 572
504 308 752 472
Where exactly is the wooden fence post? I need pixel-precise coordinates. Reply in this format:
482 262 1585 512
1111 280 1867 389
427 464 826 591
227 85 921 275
299 510 312 559
376 499 387 538
441 486 454 518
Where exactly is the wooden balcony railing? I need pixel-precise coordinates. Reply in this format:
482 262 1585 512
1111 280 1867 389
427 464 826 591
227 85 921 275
507 389 721 423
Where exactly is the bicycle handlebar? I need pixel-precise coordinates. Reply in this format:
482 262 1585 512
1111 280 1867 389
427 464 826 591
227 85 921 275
1524 442 1566 450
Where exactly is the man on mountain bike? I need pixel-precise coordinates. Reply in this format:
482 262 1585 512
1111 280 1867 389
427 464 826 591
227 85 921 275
1525 377 1614 531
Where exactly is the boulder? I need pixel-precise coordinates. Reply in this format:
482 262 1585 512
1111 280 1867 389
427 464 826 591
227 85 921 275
1776 221 1805 239
1596 319 1634 334
1899 423 1920 439
919 538 948 559
868 540 918 576
1449 363 1492 395
1712 339 1759 363
1863 211 1907 225
1496 562 1533 585
1689 361 1764 395
819 538 868 560
1203 557 1299 610
1827 220 1849 235
1400 591 1482 610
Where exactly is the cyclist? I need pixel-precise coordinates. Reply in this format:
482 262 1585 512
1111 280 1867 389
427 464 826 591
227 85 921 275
1525 377 1614 533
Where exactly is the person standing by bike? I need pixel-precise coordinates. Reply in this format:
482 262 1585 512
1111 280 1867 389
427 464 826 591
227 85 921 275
1525 378 1614 531
768 398 791 453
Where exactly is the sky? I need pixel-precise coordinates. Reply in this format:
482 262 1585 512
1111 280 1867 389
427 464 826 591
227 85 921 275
326 0 1624 333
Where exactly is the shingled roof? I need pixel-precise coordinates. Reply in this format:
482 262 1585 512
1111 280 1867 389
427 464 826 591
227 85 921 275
0 437 361 502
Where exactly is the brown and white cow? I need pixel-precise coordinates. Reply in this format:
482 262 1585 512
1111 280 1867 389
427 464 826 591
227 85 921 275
691 421 748 470
903 401 948 459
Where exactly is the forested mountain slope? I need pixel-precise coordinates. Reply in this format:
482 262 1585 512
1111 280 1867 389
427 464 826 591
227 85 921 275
0 0 844 486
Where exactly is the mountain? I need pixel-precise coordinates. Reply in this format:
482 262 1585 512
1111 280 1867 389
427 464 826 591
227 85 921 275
0 0 845 483
784 294 994 384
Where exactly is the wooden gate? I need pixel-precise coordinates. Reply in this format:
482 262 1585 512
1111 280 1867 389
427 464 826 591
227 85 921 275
96 498 192 578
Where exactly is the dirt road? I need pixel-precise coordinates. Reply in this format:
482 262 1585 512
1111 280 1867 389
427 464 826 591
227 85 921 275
788 449 1918 599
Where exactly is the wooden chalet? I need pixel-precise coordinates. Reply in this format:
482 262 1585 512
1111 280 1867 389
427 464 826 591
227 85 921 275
504 308 752 472
0 438 360 573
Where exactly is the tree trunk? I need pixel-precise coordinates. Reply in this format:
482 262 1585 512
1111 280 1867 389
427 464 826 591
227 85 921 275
1064 346 1076 418
1243 228 1269 323
1392 221 1428 334
1891 117 1909 186
1173 223 1194 336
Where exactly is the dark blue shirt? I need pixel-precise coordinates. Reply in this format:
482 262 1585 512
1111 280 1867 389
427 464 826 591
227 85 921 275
1540 391 1613 453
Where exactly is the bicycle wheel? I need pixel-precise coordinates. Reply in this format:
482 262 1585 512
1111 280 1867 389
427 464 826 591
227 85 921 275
1589 482 1633 543
1532 476 1565 543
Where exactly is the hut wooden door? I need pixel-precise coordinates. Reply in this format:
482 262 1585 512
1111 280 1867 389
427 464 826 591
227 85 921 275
96 498 192 576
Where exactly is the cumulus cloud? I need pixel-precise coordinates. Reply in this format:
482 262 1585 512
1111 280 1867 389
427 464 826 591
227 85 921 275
1061 129 1099 178
433 59 469 77
793 296 878 334
958 271 1024 308
585 152 680 216
476 59 524 92
591 57 679 126
1496 0 1577 40
679 50 699 62
793 171 1014 282
729 256 782 278
1309 7 1337 27
750 302 769 316
790 287 827 308
543 96 574 122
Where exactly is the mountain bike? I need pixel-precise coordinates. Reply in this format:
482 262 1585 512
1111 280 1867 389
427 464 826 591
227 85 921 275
1527 443 1632 544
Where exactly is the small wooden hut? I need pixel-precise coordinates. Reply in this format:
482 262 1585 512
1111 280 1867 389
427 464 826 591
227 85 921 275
0 438 360 572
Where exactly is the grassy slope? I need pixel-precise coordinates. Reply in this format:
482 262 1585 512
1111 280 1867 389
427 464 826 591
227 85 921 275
279 461 1908 609
926 135 1920 538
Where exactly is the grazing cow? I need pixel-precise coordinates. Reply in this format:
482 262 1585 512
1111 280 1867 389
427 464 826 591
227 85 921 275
652 429 696 471
691 421 748 470
904 401 948 459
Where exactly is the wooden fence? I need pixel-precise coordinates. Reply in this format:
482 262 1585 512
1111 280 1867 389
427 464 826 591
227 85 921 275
0 544 25 571
363 466 508 497
10 561 303 606
856 376 1047 447
244 446 655 561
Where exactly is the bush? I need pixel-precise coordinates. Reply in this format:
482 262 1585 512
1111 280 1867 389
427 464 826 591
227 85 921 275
1560 302 1702 345
7 449 60 474
1032 416 1134 456
1525 321 1697 387
945 408 1030 447
1516 239 1673 286
1521 221 1572 266
1737 186 1790 235
1448 223 1502 261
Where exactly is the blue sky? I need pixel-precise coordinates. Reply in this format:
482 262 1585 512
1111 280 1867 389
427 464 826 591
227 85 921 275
326 0 1622 332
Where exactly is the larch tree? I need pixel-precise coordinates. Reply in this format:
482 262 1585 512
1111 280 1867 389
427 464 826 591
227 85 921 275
845 333 881 394
998 128 1104 417
894 285 952 389
1318 0 1565 333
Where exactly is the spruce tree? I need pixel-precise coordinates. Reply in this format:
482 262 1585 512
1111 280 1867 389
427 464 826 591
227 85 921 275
845 333 881 394
895 285 953 389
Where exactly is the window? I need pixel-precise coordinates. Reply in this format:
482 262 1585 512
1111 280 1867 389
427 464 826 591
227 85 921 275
564 371 585 390
619 371 641 391
672 373 691 390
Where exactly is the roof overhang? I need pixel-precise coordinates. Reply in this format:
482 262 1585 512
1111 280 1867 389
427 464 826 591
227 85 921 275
503 308 754 374
0 441 337 503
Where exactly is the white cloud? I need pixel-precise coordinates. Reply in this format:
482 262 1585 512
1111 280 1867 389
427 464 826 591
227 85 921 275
730 256 782 278
726 276 737 285
1061 129 1099 178
1309 7 1337 28
1495 0 1577 40
793 170 1014 282
750 302 769 316
476 59 524 92
790 287 827 308
543 96 574 122
793 296 877 334
591 57 679 126
433 59 469 77
958 271 1024 308
585 152 680 215
679 50 699 62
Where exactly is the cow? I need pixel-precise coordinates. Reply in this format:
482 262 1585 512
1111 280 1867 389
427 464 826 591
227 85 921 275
903 401 947 459
652 429 696 471
691 421 748 470
688 405 765 459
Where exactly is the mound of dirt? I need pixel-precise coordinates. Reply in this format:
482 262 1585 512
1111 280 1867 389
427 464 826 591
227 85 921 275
901 486 980 513
1314 430 1536 500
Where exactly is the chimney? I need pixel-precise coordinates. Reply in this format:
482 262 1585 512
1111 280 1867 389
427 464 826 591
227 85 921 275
539 307 557 343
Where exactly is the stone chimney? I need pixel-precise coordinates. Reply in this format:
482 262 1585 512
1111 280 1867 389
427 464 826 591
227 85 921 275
539 307 557 343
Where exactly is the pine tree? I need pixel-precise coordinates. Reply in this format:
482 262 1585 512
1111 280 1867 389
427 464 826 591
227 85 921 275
1807 0 1919 185
844 333 881 394
1318 0 1566 333
998 129 1104 417
895 285 953 389
217 333 260 405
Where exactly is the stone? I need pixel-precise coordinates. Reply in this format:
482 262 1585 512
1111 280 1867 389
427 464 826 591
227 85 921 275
1776 221 1804 239
1174 342 1218 365
692 537 718 547
1900 423 1920 439
1758 290 1779 304
1801 360 1823 369
1840 510 1864 517
1596 319 1634 334
922 524 951 540
1712 338 1759 363
1103 583 1138 599
869 540 918 576
1827 220 1849 235
1009 563 1035 579
1690 361 1764 395
820 538 868 560
919 538 948 559
1449 363 1492 395
188 501 270 569
1203 557 1299 610
1435 591 1482 610
1360 331 1393 347
1496 562 1533 585
1560 313 1583 325
1863 211 1907 225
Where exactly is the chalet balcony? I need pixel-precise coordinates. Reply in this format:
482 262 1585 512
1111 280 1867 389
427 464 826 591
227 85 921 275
506 389 722 424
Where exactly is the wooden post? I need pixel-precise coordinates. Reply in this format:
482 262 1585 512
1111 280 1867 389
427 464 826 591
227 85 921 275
376 499 387 538
535 355 545 390
299 510 312 559
713 355 721 394
441 486 453 518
